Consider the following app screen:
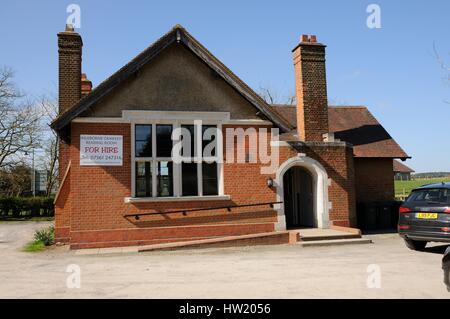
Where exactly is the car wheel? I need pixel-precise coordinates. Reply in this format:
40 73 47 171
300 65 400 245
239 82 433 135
444 264 450 292
404 239 427 251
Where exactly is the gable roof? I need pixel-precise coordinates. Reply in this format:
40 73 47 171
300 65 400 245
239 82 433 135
271 104 410 159
393 160 415 173
51 25 293 133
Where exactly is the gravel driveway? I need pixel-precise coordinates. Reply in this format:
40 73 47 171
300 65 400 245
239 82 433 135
0 221 449 298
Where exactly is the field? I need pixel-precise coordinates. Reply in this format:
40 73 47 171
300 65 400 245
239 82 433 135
395 177 450 198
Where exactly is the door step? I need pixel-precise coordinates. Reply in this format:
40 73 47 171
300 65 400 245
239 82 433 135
296 228 361 242
299 233 361 241
297 238 372 247
138 231 299 252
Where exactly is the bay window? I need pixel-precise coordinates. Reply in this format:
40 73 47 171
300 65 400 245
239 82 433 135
133 121 222 199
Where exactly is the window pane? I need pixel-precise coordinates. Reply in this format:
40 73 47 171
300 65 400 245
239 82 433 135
135 125 152 157
202 162 218 196
181 125 195 158
156 125 173 158
407 188 450 204
136 125 151 141
135 162 151 197
136 141 152 158
157 161 173 197
135 178 147 197
202 125 217 157
182 163 198 196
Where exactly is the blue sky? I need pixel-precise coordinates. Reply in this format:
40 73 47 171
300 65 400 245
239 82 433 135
0 0 449 172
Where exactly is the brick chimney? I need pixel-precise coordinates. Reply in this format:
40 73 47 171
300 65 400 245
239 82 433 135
292 34 329 141
58 24 82 114
81 73 92 97
57 24 83 186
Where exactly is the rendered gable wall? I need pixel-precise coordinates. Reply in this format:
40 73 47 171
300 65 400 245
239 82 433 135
80 43 263 120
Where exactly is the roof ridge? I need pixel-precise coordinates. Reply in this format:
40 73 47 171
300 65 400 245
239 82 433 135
328 105 368 109
271 104 369 109
55 25 180 121
52 25 293 133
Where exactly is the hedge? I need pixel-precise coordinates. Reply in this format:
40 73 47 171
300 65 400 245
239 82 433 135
0 197 54 218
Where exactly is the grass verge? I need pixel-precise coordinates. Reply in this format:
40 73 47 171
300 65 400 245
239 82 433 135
22 240 46 252
395 178 450 197
22 225 55 252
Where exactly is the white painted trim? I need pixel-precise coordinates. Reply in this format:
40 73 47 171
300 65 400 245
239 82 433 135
130 117 224 200
124 195 231 203
173 122 181 197
217 123 225 196
123 110 230 122
131 124 136 197
270 141 290 147
72 115 272 127
275 156 330 230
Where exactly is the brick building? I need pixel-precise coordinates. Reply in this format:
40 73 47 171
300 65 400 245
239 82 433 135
393 160 415 181
51 25 409 249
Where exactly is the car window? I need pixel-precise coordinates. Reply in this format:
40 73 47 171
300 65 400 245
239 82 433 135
407 188 450 204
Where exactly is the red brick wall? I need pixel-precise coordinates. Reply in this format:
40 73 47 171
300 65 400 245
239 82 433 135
354 157 394 203
278 143 356 227
57 123 280 247
54 169 71 242
56 122 357 247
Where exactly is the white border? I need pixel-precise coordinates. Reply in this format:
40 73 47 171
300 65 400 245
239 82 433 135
274 154 331 230
124 195 231 203
129 113 226 201
72 116 272 127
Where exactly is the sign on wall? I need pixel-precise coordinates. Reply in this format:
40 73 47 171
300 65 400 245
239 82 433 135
80 135 123 166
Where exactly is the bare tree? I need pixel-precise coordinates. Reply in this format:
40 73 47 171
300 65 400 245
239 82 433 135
0 164 32 197
259 85 296 105
433 43 450 103
37 94 59 196
0 67 41 168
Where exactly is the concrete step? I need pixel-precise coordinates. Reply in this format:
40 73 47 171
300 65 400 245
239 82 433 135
297 238 373 247
138 231 299 252
296 227 362 242
299 233 361 242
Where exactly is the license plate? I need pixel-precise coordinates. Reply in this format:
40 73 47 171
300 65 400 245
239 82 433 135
416 212 438 219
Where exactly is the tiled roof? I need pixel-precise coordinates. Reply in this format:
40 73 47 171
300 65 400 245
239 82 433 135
393 160 415 173
271 104 410 159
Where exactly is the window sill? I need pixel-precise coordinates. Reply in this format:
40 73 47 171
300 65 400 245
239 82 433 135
124 195 231 203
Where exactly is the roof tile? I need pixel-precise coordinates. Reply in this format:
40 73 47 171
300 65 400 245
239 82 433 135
271 104 409 159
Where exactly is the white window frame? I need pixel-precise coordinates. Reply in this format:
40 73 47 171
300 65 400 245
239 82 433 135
129 112 226 201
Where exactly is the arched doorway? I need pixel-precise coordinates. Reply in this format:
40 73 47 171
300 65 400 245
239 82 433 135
274 156 330 230
283 167 314 228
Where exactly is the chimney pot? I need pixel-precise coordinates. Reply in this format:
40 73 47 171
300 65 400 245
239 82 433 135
81 73 92 97
301 34 309 43
65 24 74 32
310 35 317 43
